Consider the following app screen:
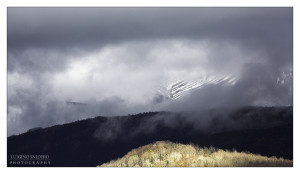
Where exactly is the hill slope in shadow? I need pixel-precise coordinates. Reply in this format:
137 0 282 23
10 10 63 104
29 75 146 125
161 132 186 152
7 106 293 167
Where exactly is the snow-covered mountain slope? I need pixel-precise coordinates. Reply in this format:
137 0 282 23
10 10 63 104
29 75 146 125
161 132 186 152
160 75 238 100
276 70 293 96
276 70 293 85
157 70 292 101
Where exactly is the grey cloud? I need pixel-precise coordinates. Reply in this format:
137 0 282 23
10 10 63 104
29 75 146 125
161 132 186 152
7 8 293 136
8 92 149 136
7 8 292 82
8 8 292 60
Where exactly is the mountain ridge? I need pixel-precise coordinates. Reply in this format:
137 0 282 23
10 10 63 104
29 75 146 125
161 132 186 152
8 106 293 167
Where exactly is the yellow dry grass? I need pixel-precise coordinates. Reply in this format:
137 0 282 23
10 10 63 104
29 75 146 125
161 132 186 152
99 141 292 167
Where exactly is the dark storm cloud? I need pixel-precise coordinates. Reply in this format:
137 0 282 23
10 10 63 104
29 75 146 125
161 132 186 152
8 8 292 71
7 7 293 136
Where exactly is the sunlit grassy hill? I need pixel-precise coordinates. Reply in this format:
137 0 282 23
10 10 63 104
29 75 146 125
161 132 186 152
100 141 292 167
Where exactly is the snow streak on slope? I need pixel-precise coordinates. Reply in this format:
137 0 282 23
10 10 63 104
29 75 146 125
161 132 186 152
165 75 237 100
159 70 292 102
276 70 293 96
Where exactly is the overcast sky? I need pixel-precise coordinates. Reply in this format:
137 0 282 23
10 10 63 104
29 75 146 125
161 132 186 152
7 8 293 136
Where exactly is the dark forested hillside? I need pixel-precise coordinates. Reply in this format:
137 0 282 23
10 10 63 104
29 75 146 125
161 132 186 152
7 106 293 167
